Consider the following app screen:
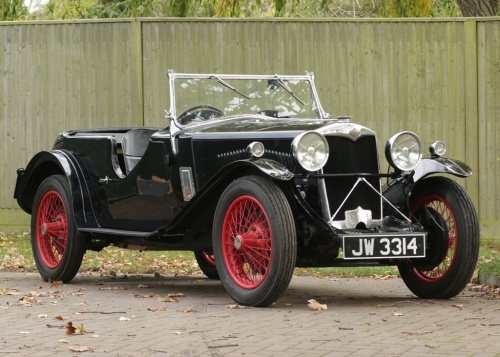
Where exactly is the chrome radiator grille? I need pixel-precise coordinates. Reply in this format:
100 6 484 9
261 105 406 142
323 136 382 221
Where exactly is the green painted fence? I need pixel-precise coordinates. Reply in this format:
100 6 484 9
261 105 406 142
1 18 499 241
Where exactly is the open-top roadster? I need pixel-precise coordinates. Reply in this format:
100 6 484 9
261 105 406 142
14 71 480 306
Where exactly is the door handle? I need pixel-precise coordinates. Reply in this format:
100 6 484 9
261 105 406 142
99 176 118 184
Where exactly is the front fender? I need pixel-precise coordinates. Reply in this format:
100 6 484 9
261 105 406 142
383 157 473 214
413 157 472 182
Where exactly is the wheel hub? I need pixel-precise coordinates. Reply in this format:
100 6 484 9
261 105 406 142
234 235 243 250
41 223 47 235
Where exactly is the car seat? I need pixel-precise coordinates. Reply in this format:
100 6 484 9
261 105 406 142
121 128 156 174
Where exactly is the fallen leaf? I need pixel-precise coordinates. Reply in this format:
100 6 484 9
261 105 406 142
138 284 150 288
75 323 86 334
91 334 100 338
168 293 185 298
175 331 183 335
119 317 130 321
225 304 252 309
452 304 464 309
148 306 158 312
393 311 404 316
307 299 327 311
69 346 93 352
49 280 63 288
20 331 30 334
66 322 76 335
38 314 48 318
158 297 178 303
18 296 39 307
55 316 66 321
59 339 69 343
183 307 197 313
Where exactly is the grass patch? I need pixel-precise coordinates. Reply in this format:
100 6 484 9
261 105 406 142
1 230 499 279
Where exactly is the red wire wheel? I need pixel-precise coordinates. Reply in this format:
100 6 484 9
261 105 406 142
221 195 273 289
213 176 296 306
35 190 68 269
31 175 86 283
410 194 456 283
398 177 480 299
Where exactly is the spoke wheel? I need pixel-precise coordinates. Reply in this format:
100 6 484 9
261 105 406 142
36 191 68 269
398 177 480 299
194 250 219 280
410 195 455 283
222 195 272 289
31 175 85 283
213 176 296 307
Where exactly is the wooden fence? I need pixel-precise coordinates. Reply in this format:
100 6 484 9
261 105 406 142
1 18 499 241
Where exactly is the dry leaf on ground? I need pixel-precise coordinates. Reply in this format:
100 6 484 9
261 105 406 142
183 307 197 313
119 317 130 321
66 322 76 335
307 299 327 311
393 311 404 316
69 346 93 352
226 304 252 309
158 297 178 303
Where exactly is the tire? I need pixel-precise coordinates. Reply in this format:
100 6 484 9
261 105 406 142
398 177 480 299
194 250 219 279
213 176 296 307
31 175 85 283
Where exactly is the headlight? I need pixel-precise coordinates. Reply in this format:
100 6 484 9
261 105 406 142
385 132 422 171
292 132 329 172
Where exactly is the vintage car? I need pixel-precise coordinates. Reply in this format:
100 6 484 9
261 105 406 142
14 71 480 307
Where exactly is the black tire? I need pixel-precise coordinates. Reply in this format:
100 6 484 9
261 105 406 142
31 175 85 283
194 250 220 279
398 177 480 299
213 176 296 307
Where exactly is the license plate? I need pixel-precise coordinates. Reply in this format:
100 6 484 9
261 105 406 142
342 233 426 259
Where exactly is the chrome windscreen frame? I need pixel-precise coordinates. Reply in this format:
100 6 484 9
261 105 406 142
165 71 330 154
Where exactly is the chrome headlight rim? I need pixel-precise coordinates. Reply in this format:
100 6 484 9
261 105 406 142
292 131 329 172
385 131 423 172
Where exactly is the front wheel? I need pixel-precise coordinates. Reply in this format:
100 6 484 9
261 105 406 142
398 177 480 299
213 176 296 307
31 175 85 283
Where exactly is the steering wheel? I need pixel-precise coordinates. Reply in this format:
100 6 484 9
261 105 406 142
177 105 225 125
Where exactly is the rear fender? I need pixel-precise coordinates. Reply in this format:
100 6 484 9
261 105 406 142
14 150 109 228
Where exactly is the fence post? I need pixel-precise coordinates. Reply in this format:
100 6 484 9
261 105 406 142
464 20 479 211
132 20 144 127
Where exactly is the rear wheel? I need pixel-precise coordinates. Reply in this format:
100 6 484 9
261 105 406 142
213 176 296 307
31 175 85 283
194 251 219 279
398 177 480 299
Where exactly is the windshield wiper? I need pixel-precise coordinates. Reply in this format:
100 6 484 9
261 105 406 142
210 74 250 100
273 74 306 106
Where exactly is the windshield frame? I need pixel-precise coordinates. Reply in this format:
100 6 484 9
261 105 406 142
164 71 329 154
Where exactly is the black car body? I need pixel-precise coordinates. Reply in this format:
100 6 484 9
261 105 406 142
14 72 480 306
